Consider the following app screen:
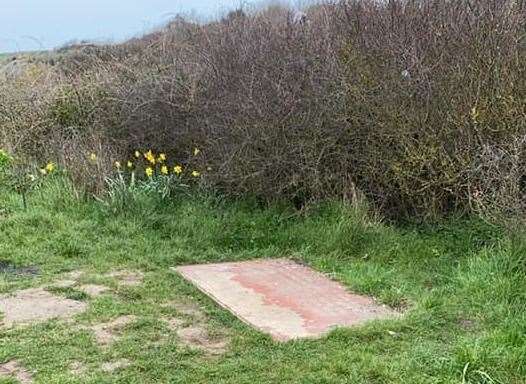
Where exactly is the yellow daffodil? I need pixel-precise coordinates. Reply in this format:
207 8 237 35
144 150 156 164
193 148 200 156
145 167 154 177
45 162 55 173
127 161 133 168
134 150 141 158
115 161 121 169
470 106 479 122
40 168 47 175
191 170 200 177
174 165 183 174
158 153 167 162
89 153 97 162
161 165 169 175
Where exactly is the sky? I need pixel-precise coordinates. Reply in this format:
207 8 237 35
0 0 249 53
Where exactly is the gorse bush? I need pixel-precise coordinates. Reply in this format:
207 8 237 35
0 0 525 219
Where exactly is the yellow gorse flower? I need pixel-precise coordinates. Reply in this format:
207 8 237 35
45 162 55 173
161 165 169 175
145 167 154 177
174 165 183 174
89 153 97 162
191 170 200 177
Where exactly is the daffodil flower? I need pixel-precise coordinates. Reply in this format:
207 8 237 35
45 162 55 173
144 150 156 164
115 161 121 169
127 161 133 168
145 167 154 177
193 148 200 156
158 153 167 162
134 150 141 158
89 153 97 162
191 170 200 177
161 165 169 175
174 165 183 174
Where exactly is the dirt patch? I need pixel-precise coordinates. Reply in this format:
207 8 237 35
163 300 206 320
78 284 109 297
163 316 185 330
51 279 77 288
107 270 144 287
86 315 137 346
0 360 33 383
69 361 87 376
101 359 131 373
161 299 229 354
176 326 228 355
459 318 476 330
64 270 84 280
0 288 87 327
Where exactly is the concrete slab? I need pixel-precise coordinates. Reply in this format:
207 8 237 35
174 259 397 341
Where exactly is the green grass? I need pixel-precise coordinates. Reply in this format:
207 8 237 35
0 180 525 383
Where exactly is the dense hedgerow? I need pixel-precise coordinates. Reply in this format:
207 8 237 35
0 0 525 219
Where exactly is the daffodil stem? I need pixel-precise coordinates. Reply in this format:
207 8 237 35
21 191 27 210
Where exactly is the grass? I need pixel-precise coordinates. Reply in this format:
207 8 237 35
0 180 525 383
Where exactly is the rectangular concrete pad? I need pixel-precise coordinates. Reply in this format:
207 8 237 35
174 259 396 341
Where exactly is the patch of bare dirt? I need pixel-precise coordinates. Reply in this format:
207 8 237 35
64 270 84 280
0 288 87 327
176 326 228 355
163 300 206 320
51 279 77 288
107 271 144 287
101 359 131 373
0 360 33 383
69 361 87 376
161 299 229 354
78 284 109 297
163 316 185 330
86 315 137 346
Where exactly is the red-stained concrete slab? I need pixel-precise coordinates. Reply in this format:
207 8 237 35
174 259 397 341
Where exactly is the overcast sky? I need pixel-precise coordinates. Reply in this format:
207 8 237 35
0 0 250 53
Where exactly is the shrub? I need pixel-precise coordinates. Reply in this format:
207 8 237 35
0 0 524 220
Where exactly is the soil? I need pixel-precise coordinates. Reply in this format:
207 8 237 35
69 361 87 376
86 315 137 346
176 326 229 355
101 359 131 373
0 288 87 327
0 360 33 383
78 284 109 297
107 270 144 286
